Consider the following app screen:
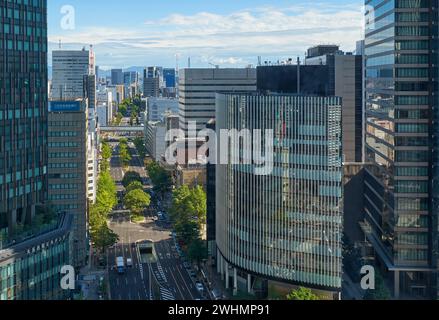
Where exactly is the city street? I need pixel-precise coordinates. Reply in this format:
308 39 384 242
106 136 202 300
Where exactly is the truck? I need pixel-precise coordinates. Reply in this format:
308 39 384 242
116 257 125 274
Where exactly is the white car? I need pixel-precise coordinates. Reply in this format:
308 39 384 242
195 282 204 292
126 258 133 268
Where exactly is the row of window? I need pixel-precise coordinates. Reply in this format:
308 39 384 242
395 197 429 211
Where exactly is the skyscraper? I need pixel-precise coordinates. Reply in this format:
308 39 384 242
52 49 94 100
0 0 48 237
215 93 343 299
363 0 438 299
111 68 123 85
0 0 75 300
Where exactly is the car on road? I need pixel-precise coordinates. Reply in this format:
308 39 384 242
126 258 133 268
195 282 204 292
189 270 197 278
183 262 191 269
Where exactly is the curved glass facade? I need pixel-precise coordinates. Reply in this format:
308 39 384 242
216 94 343 291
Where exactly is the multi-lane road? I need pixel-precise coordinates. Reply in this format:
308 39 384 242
106 137 203 301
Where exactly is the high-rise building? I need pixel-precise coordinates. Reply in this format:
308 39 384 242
163 68 176 88
258 55 364 163
52 49 94 100
111 69 123 85
48 100 89 266
0 0 48 239
215 93 343 299
362 0 438 299
146 97 179 122
0 0 75 300
144 121 167 162
178 68 257 134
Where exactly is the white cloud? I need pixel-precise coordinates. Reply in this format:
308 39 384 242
49 2 363 68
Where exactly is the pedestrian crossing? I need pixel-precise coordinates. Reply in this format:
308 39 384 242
154 263 167 283
160 287 175 301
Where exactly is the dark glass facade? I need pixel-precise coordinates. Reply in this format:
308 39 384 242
364 0 439 298
0 0 48 239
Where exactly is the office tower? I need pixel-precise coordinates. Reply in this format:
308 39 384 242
0 0 74 301
178 68 257 134
0 0 48 238
258 53 364 163
52 49 93 100
124 71 138 87
146 97 179 122
111 68 123 85
163 68 176 88
143 67 160 97
215 93 343 299
48 100 89 266
305 46 364 163
363 0 438 299
144 121 167 162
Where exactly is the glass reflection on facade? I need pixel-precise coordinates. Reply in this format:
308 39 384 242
364 0 438 298
216 93 343 295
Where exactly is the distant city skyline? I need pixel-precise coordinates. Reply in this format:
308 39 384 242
48 0 364 69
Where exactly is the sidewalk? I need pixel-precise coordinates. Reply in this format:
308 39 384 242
202 263 229 300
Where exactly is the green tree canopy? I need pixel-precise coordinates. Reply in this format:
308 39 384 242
122 171 142 188
96 171 118 214
147 162 172 195
126 181 144 193
124 189 151 216
287 287 320 301
187 238 207 265
363 271 391 300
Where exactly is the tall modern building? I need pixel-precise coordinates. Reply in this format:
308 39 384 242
0 0 75 300
111 68 123 85
178 68 257 134
52 49 94 100
363 0 438 299
215 93 343 299
143 67 161 98
163 68 176 88
146 97 179 122
0 0 48 239
48 100 89 266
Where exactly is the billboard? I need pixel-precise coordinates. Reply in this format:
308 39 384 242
49 101 82 112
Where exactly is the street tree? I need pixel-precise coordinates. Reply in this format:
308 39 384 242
123 189 151 216
126 181 143 193
286 287 320 301
122 171 142 188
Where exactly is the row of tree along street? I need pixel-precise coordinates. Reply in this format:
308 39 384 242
89 141 119 254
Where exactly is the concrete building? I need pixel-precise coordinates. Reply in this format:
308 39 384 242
146 97 179 122
215 93 343 299
52 49 94 101
144 121 167 162
178 68 257 133
48 100 89 267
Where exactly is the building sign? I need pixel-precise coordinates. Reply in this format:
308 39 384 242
49 101 81 112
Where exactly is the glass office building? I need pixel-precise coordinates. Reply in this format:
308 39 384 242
0 0 48 240
363 0 439 298
215 93 343 298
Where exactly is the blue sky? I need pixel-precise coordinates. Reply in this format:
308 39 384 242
48 0 364 69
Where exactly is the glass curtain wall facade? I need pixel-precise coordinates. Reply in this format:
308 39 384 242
364 0 438 298
216 93 343 296
0 0 48 240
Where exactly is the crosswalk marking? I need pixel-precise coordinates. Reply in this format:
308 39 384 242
160 287 175 301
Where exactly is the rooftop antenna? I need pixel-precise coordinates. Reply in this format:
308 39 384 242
188 57 191 68
59 39 62 49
